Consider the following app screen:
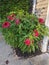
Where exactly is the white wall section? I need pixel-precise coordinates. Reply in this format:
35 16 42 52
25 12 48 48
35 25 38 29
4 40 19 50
41 0 49 52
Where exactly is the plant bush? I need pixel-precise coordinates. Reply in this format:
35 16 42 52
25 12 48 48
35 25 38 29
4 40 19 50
0 0 31 19
1 11 49 53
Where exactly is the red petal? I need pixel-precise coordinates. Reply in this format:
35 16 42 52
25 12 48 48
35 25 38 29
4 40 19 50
24 39 31 46
2 21 10 28
39 18 44 24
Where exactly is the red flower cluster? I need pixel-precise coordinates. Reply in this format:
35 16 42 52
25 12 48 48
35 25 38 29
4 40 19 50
24 38 31 46
2 14 20 29
2 21 10 28
7 14 20 25
33 29 39 37
38 18 44 24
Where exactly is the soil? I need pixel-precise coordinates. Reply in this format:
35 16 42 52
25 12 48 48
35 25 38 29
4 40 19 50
15 48 42 58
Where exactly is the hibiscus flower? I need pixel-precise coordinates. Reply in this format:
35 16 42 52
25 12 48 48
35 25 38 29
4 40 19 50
2 21 10 28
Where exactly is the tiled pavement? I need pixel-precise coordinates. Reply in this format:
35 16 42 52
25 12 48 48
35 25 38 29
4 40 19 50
0 33 49 65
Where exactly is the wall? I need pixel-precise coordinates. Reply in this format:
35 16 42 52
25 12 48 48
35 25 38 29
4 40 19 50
36 0 48 20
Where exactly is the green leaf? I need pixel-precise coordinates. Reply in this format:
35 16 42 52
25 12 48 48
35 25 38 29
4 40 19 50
35 44 39 50
28 47 32 53
21 45 27 53
31 44 35 52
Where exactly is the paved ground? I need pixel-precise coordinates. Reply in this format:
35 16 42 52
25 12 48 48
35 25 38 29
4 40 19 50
0 33 49 65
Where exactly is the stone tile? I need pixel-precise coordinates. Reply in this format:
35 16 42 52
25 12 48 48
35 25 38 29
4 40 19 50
29 53 49 65
8 60 33 65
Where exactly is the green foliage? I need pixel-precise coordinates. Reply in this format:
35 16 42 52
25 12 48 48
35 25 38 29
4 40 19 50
1 11 49 53
0 0 30 19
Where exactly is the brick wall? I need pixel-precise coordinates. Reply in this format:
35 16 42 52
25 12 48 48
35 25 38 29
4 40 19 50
36 0 48 20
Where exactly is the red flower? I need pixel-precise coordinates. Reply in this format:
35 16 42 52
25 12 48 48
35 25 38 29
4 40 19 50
33 29 39 37
2 21 10 28
7 14 15 21
24 38 31 46
38 18 44 24
15 19 20 25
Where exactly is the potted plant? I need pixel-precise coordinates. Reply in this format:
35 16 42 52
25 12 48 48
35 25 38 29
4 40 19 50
1 11 49 57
